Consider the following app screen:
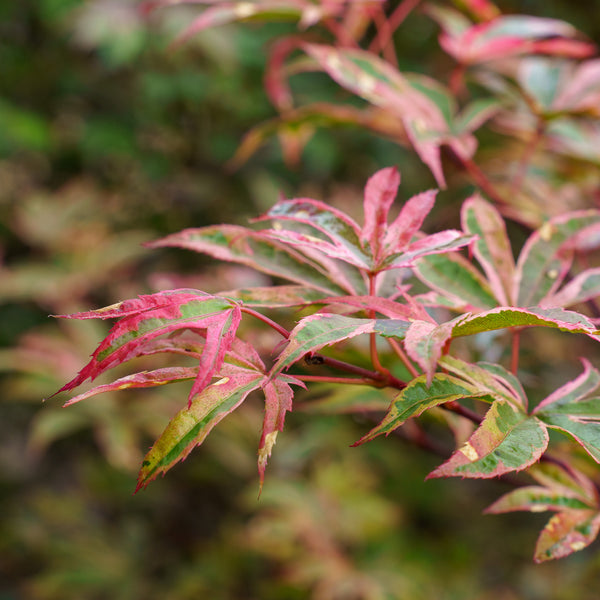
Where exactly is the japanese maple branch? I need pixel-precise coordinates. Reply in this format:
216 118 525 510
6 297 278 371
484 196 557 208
318 355 406 389
242 306 406 388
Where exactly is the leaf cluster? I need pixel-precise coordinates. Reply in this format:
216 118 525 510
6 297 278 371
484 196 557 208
51 0 600 563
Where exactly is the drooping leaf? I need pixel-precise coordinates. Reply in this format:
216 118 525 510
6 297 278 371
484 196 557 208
302 43 450 186
147 225 349 295
54 292 243 405
427 401 548 479
136 369 264 491
534 511 600 563
461 195 515 305
514 210 600 307
484 456 600 561
536 403 600 463
258 375 302 491
353 373 489 445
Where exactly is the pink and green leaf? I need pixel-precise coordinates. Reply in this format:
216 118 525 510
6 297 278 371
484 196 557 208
302 43 449 186
439 355 526 409
382 230 474 270
406 306 598 381
222 285 328 307
383 190 437 255
136 370 264 491
189 307 242 402
514 210 600 307
259 197 368 268
461 195 515 305
270 313 410 376
147 225 349 295
535 412 600 463
427 401 548 479
318 295 419 319
258 375 303 491
485 486 595 514
62 367 199 407
453 97 501 134
270 314 377 376
534 511 600 562
529 461 599 503
361 166 401 261
354 373 488 445
414 251 498 309
542 268 600 308
435 13 595 65
54 293 242 404
165 1 339 45
533 359 600 413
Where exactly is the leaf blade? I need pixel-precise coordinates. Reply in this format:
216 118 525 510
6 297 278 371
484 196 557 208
136 371 263 491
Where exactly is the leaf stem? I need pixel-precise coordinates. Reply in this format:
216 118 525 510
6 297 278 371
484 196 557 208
443 400 483 424
511 328 521 375
241 306 290 339
387 337 419 378
317 355 406 390
295 375 379 386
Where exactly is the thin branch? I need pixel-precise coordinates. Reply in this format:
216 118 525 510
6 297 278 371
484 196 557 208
317 355 407 390
295 374 377 385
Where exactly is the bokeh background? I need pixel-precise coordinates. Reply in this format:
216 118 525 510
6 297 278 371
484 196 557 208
2 1 600 598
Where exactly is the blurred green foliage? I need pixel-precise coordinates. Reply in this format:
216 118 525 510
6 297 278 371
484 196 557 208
2 1 600 598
